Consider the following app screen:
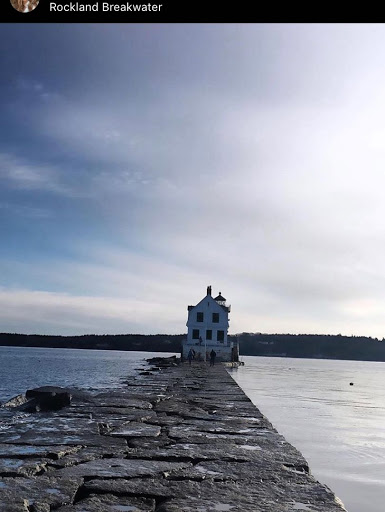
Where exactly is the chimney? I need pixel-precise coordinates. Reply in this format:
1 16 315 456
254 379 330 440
207 285 212 296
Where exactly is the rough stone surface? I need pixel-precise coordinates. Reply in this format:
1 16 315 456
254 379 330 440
56 459 192 479
0 475 82 509
0 444 82 459
0 457 49 477
83 477 202 498
0 360 347 511
108 421 161 437
57 494 156 511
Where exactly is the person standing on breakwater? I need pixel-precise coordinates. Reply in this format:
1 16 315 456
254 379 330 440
210 349 216 366
188 348 194 366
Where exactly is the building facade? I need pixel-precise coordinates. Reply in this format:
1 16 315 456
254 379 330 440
183 286 239 362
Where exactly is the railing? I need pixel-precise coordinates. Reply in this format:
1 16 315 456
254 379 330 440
216 302 231 312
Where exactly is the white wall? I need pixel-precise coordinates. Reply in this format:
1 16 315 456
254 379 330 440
186 295 229 342
184 293 233 361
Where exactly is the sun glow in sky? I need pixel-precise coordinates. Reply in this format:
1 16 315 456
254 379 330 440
2 24 385 337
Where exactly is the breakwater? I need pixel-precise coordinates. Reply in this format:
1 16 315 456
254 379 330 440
0 358 347 511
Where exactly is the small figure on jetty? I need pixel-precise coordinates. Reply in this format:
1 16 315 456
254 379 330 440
210 349 216 366
188 348 194 365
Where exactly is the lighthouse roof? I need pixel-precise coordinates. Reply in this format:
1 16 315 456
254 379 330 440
187 289 230 313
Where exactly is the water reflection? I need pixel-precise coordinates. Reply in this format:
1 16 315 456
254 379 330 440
229 356 385 512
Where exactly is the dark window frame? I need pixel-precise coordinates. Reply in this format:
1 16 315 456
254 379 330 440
217 330 225 342
206 329 212 340
192 329 200 339
212 313 219 323
197 312 204 322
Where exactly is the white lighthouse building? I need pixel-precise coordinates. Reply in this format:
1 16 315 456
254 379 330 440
183 286 239 362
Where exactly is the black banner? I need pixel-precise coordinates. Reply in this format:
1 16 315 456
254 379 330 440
3 0 365 23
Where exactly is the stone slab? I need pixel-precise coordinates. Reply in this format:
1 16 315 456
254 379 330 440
0 457 49 477
0 444 82 459
84 477 202 499
58 494 155 511
155 480 346 512
56 459 192 479
46 446 127 469
0 476 83 509
108 422 161 438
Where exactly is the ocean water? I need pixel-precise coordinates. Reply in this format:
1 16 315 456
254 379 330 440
229 356 385 512
0 346 176 403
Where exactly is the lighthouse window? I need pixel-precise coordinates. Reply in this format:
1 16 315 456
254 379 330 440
197 312 204 322
212 313 219 323
217 330 224 342
192 329 200 339
206 329 212 340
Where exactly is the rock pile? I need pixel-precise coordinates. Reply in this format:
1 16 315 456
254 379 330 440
0 359 347 511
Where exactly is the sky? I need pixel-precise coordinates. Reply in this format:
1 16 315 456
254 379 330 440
2 23 385 337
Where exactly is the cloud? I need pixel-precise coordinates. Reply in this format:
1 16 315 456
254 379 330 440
0 288 180 335
3 25 385 338
0 152 73 196
1 233 384 339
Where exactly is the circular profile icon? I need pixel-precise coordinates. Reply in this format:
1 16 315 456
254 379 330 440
10 0 39 12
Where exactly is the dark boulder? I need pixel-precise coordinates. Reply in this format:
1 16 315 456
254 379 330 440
146 356 180 368
24 386 72 412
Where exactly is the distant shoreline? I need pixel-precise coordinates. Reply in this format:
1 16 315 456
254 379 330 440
1 332 385 362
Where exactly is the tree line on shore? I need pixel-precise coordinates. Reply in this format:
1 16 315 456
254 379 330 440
0 333 184 352
1 332 385 361
236 332 385 361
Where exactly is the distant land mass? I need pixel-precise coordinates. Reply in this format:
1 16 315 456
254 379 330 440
1 332 385 362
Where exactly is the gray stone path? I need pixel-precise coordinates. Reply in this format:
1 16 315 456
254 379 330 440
0 360 348 511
